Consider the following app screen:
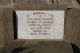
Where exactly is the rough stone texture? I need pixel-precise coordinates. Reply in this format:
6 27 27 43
0 0 80 53
14 0 53 4
20 41 73 53
0 47 6 53
57 0 73 8
4 40 73 53
65 8 80 48
71 0 80 8
13 3 67 10
0 7 13 47
0 0 11 5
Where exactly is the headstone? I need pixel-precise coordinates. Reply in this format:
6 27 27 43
0 0 80 53
11 0 74 53
14 2 67 40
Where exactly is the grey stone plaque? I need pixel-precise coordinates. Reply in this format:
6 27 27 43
16 10 65 40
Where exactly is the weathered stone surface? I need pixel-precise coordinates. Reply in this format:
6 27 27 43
18 41 73 53
0 0 80 53
13 0 80 48
64 8 80 48
5 40 73 53
14 0 53 4
0 7 13 47
0 47 6 53
0 0 11 5
71 0 80 8
57 0 73 8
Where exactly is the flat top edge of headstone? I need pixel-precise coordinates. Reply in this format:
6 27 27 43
13 3 68 10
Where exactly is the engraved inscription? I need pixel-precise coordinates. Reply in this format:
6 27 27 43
16 11 65 39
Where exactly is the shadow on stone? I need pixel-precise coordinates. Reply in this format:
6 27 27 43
13 11 18 40
12 47 27 53
76 0 80 4
71 43 80 53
